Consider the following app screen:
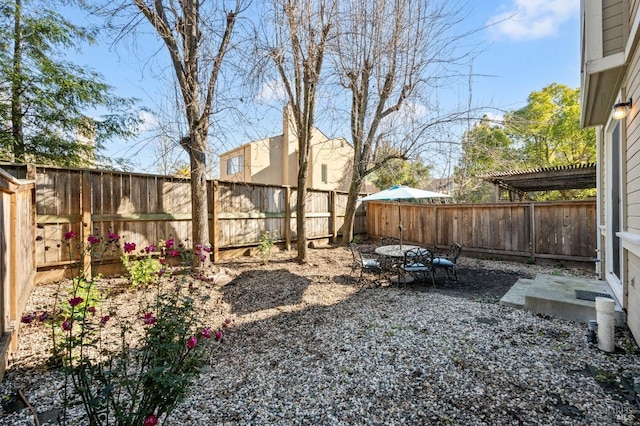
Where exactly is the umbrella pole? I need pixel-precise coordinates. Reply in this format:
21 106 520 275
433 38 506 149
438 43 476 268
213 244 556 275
398 201 402 249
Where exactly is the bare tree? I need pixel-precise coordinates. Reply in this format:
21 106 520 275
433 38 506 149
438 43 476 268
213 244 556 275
267 0 336 263
333 0 473 244
97 0 245 266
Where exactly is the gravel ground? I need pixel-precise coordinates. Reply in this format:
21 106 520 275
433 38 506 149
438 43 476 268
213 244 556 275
2 245 640 425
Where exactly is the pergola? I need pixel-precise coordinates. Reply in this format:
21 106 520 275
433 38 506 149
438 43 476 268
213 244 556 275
477 163 597 201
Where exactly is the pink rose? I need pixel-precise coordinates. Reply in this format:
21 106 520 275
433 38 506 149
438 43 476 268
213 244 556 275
143 415 159 426
187 336 197 349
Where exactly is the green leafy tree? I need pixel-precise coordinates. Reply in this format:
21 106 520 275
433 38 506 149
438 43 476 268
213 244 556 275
505 83 596 167
372 157 432 190
454 115 516 203
0 0 139 166
504 83 596 200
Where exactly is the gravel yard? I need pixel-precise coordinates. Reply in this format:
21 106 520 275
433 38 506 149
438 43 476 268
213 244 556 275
2 245 640 425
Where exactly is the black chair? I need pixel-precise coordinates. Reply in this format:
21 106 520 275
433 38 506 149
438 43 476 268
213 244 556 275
433 243 462 281
401 248 435 286
349 243 382 284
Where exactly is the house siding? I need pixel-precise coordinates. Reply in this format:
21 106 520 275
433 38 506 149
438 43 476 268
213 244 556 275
626 27 640 234
621 0 640 341
628 252 640 337
582 0 640 342
603 0 625 56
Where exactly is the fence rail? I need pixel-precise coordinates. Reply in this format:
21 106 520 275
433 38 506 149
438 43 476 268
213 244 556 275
366 200 597 263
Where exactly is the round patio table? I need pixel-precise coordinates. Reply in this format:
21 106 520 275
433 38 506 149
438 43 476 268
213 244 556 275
374 244 422 284
375 244 421 258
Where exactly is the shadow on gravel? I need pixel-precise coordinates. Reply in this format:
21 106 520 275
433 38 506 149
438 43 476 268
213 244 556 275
221 269 311 315
405 266 531 303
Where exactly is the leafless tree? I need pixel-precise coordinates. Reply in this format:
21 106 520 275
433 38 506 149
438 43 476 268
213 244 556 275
93 0 246 267
332 0 474 244
266 0 336 263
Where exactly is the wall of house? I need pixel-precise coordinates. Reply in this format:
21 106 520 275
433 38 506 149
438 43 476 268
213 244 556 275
619 0 640 341
220 105 363 191
219 144 252 182
308 137 353 191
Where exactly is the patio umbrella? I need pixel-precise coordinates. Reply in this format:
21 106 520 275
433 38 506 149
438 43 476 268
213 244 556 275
358 185 451 248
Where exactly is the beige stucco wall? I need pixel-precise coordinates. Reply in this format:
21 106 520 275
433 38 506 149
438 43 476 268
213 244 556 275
219 105 370 192
308 137 352 191
219 144 250 182
220 136 286 185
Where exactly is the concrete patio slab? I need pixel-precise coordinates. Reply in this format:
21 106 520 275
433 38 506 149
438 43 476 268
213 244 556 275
500 274 625 325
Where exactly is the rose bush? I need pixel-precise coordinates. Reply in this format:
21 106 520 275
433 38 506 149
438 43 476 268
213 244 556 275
25 230 227 425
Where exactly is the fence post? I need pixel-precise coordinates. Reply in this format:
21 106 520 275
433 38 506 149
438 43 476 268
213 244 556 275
330 190 337 243
81 171 92 279
284 186 291 250
434 205 439 250
211 180 219 263
25 163 36 180
530 202 536 263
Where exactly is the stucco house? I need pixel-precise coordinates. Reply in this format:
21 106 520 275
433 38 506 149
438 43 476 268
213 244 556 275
580 0 640 342
220 105 366 192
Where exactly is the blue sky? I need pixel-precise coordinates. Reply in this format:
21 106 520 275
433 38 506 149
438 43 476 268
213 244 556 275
65 0 580 175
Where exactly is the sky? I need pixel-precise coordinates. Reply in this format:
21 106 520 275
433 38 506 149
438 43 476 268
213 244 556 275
62 0 581 177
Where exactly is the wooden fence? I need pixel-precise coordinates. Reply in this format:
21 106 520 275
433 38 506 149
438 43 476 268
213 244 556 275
0 168 35 380
366 200 597 263
0 163 366 281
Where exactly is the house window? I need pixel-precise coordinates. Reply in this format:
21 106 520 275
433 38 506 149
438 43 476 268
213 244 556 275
227 155 243 175
321 164 328 184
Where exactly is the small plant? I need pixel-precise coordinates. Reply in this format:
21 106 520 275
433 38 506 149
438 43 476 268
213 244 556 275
258 230 278 264
121 239 185 288
122 243 162 288
351 234 362 244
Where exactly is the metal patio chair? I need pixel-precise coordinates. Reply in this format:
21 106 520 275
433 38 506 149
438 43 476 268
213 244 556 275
433 243 462 282
349 243 382 285
401 247 436 286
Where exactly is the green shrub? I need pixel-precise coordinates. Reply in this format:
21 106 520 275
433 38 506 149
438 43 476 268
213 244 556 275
258 231 278 264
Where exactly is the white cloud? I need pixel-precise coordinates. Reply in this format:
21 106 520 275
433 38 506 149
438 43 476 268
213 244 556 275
488 0 579 41
255 80 287 103
400 102 428 121
481 112 505 126
138 110 159 132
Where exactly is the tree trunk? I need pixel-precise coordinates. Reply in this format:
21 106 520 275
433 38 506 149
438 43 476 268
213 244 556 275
341 174 364 245
11 0 25 162
187 133 210 268
296 145 309 263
